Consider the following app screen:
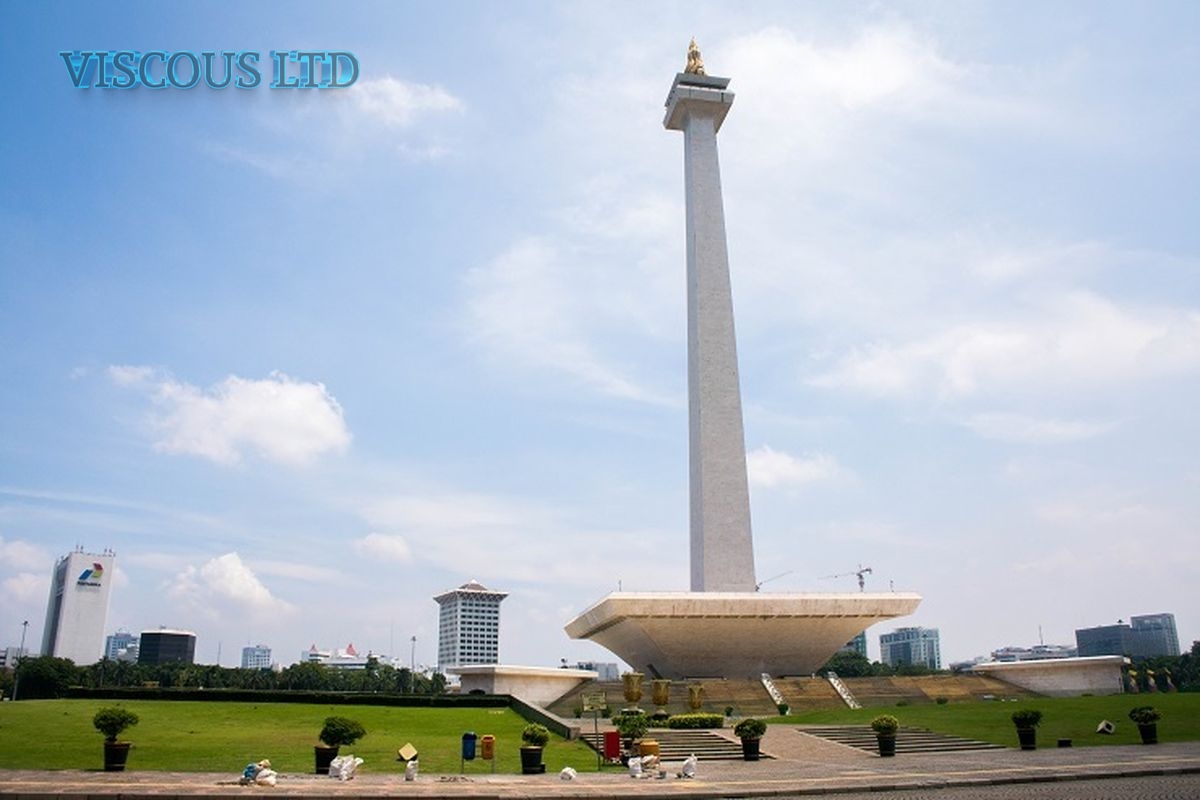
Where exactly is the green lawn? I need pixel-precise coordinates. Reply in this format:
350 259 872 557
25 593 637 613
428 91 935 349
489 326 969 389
0 701 599 774
775 693 1200 748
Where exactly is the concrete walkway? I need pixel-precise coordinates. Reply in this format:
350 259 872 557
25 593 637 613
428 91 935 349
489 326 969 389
2 728 1199 799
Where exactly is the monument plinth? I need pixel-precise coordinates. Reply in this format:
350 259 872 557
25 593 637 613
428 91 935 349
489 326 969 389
566 44 921 679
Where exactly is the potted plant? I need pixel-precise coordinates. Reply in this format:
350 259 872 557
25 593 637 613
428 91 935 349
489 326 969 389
520 723 550 774
1128 706 1161 744
315 716 365 774
870 714 899 757
614 711 649 763
93 706 139 772
1011 709 1042 751
733 717 767 761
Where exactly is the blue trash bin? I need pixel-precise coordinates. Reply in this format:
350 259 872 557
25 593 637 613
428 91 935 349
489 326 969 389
462 731 477 761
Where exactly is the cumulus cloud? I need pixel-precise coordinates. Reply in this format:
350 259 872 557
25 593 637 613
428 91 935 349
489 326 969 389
109 367 351 467
747 445 846 489
168 552 294 620
963 413 1115 444
353 532 412 564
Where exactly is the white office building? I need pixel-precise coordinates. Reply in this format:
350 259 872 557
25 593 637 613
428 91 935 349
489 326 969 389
104 630 139 662
241 644 272 669
434 580 506 671
41 548 115 665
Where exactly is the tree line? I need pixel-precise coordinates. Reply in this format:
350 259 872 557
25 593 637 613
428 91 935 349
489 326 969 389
819 641 1200 691
3 655 448 700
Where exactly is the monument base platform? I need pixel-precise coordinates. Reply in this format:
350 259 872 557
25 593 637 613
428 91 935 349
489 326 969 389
565 591 921 679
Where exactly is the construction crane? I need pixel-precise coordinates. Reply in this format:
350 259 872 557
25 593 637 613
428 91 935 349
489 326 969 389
755 570 794 591
820 564 873 592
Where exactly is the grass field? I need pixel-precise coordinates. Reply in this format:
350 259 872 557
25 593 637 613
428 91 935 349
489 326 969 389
0 701 599 774
0 694 1196 774
778 693 1200 748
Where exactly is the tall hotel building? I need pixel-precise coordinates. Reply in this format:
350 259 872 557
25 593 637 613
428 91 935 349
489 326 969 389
434 580 506 671
41 548 116 665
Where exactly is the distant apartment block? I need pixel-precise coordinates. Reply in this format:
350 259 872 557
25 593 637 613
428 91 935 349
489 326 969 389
880 626 941 670
41 548 116 665
105 630 139 662
989 644 1077 662
435 580 507 671
138 628 196 665
573 661 620 681
241 644 272 669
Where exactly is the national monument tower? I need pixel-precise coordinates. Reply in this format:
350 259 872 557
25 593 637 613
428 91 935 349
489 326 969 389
565 42 920 679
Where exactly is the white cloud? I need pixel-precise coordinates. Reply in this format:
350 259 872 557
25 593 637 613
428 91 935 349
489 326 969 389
0 536 49 571
963 413 1115 444
810 292 1200 400
110 367 351 467
352 533 412 564
746 445 846 489
347 76 463 128
463 237 677 405
1 572 46 604
168 552 294 620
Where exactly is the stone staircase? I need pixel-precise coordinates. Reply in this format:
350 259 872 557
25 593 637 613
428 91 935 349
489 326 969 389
799 725 1006 754
579 729 753 761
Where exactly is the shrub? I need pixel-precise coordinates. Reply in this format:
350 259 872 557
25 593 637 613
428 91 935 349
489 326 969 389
870 714 899 735
93 706 139 742
614 712 649 741
776 702 790 716
319 716 366 747
573 706 582 718
733 717 767 739
1011 709 1042 729
896 699 909 707
666 713 724 729
935 697 949 705
724 706 734 717
1128 706 1161 725
521 723 551 747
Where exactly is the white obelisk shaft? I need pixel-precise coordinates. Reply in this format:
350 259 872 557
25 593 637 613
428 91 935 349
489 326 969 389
665 74 756 592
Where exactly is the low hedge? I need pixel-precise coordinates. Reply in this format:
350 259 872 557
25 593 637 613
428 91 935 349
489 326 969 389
66 687 509 707
667 713 724 729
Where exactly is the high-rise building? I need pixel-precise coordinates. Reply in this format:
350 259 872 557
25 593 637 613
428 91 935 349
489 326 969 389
434 580 506 671
841 632 868 657
1076 613 1180 658
41 548 116 665
241 644 272 669
1131 613 1180 657
138 629 196 665
880 626 941 670
104 630 139 662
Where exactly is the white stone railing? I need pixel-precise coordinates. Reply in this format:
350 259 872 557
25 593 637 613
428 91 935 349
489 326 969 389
826 671 862 709
761 672 787 709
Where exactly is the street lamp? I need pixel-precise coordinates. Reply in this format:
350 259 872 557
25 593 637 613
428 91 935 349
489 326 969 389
12 620 28 701
410 636 416 672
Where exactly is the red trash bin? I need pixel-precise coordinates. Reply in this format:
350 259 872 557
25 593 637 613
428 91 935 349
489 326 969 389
603 730 621 760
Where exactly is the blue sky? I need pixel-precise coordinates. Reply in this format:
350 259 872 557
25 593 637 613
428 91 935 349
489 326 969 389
2 2 1197 670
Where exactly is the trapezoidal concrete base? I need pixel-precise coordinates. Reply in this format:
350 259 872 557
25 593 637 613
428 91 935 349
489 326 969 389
564 591 921 679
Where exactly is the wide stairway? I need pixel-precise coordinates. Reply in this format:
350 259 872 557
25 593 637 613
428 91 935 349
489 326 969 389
578 729 751 761
799 725 1006 754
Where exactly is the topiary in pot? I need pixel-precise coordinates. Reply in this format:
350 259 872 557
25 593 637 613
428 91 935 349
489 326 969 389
315 716 366 774
1011 709 1042 751
871 714 899 757
93 706 139 772
733 717 767 761
1129 706 1161 744
520 723 550 774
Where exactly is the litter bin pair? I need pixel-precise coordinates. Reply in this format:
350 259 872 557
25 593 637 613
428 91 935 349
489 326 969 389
461 732 495 771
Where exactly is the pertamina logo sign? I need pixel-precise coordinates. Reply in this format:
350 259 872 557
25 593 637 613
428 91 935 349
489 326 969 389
77 562 104 587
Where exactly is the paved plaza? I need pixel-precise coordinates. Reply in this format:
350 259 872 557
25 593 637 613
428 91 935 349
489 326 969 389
1 727 1197 799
